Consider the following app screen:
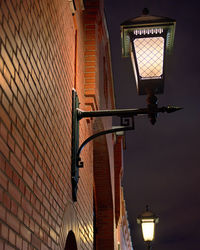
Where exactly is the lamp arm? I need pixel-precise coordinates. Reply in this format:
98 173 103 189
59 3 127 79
71 89 182 201
76 105 181 166
77 106 182 120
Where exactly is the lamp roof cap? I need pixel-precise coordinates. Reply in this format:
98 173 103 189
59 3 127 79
137 205 159 224
121 10 176 27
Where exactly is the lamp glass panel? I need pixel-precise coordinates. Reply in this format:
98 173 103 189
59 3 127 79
141 219 155 241
134 37 164 79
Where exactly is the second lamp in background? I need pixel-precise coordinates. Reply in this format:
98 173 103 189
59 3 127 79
137 205 159 250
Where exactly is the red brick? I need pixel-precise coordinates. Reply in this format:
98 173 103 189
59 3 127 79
1 223 9 240
29 218 34 232
16 235 22 249
14 73 26 100
33 184 43 203
22 197 32 216
41 242 49 250
10 153 22 176
32 209 41 226
0 204 6 221
0 105 11 130
13 98 25 124
16 117 23 134
10 80 17 99
85 40 96 45
0 169 8 189
85 45 96 51
85 78 96 84
20 224 31 242
0 154 6 171
84 72 96 78
85 61 96 67
11 199 18 216
24 213 29 227
7 134 15 152
11 125 24 150
2 93 10 112
7 212 20 233
85 67 96 73
85 50 96 56
1 43 15 78
35 161 43 179
31 233 41 249
3 64 11 85
19 179 25 195
85 89 96 95
0 122 8 142
24 144 34 167
5 162 13 179
3 192 10 209
23 170 33 190
8 229 16 246
5 36 13 59
22 240 28 250
85 55 96 62
12 172 20 186
14 144 21 160
17 207 23 221
0 238 4 250
25 186 31 201
8 182 21 204
34 222 40 236
4 243 15 250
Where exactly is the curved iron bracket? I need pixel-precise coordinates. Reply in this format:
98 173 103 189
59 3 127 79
77 118 134 168
71 89 182 201
71 90 135 201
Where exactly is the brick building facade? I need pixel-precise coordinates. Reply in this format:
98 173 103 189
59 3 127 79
0 0 133 249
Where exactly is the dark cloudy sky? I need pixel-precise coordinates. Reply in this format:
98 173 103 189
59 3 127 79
104 0 200 249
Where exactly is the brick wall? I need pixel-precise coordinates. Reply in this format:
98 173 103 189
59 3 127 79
0 0 94 249
0 0 133 249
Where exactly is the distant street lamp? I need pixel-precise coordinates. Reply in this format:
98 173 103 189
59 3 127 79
137 205 159 250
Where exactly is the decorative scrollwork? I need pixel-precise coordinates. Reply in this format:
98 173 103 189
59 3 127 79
78 158 84 168
120 116 134 129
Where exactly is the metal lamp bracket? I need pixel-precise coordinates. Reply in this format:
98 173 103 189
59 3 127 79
71 89 182 201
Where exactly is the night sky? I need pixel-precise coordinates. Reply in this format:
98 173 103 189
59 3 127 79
104 0 200 249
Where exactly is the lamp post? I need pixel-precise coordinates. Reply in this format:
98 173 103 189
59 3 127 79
71 10 181 202
137 205 159 250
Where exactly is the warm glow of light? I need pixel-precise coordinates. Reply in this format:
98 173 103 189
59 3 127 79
134 37 164 78
141 219 155 241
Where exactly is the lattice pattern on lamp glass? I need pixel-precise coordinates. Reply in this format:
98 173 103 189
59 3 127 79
134 37 164 79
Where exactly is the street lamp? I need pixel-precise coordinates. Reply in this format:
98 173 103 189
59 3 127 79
71 10 181 202
137 205 159 250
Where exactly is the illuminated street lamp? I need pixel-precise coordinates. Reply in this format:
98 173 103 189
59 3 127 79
71 10 181 202
137 205 159 250
121 8 176 96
